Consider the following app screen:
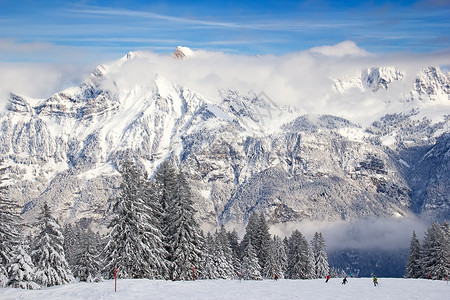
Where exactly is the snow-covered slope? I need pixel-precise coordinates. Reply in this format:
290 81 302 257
0 47 449 228
0 278 449 300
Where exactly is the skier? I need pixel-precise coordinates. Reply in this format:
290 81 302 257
274 274 278 281
342 276 348 285
326 275 330 283
373 276 378 286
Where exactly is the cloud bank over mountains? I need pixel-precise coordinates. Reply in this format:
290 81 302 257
2 40 448 126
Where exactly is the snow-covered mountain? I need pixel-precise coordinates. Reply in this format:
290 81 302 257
172 46 194 59
334 67 405 92
1 47 449 229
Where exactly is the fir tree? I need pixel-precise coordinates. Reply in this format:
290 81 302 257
153 161 177 231
196 230 207 279
239 212 260 260
262 237 284 279
211 228 235 279
405 231 422 278
73 228 102 282
311 232 329 278
421 222 448 280
227 229 241 277
263 236 287 279
63 223 82 271
0 162 22 287
274 236 288 279
199 232 217 279
7 245 40 289
152 161 177 278
103 161 168 279
286 230 314 279
257 213 272 271
219 225 236 276
163 170 203 280
441 222 450 278
31 203 74 287
241 240 262 280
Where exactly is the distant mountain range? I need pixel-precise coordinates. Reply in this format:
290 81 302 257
1 46 449 229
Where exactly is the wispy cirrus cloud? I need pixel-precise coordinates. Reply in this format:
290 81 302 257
1 1 449 62
69 6 243 29
61 3 450 54
69 5 385 35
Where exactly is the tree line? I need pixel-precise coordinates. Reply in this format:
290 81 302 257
0 160 330 289
405 222 450 280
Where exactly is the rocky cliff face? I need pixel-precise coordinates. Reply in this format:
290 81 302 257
407 133 450 220
1 49 449 228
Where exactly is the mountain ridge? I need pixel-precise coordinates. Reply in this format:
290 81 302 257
1 47 449 229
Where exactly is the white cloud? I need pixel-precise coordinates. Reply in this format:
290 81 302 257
223 216 429 251
310 40 370 57
1 40 449 126
97 42 450 126
70 6 242 29
268 216 430 251
0 39 106 108
0 61 92 109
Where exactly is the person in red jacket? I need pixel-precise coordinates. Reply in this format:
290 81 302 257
326 275 330 283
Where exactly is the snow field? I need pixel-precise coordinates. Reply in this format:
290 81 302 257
1 278 448 300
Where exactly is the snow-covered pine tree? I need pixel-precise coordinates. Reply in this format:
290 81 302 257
262 237 282 279
262 236 285 279
405 231 422 278
421 222 448 280
273 236 288 279
73 227 102 282
199 230 235 280
7 245 40 289
286 230 314 279
442 222 450 278
153 161 177 230
219 225 236 274
164 170 203 280
239 212 260 260
311 232 329 279
63 223 84 272
227 229 241 277
151 161 177 277
196 230 207 279
63 224 75 268
103 160 169 280
199 232 217 279
283 236 289 252
241 240 262 280
31 202 74 287
211 227 235 279
0 161 22 287
257 213 272 272
329 267 339 278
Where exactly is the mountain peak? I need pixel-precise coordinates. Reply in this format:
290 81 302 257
119 51 137 63
361 67 404 92
172 46 194 59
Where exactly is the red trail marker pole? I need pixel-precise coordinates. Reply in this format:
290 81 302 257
115 267 117 292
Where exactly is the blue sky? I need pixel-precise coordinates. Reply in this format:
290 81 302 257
0 0 449 62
